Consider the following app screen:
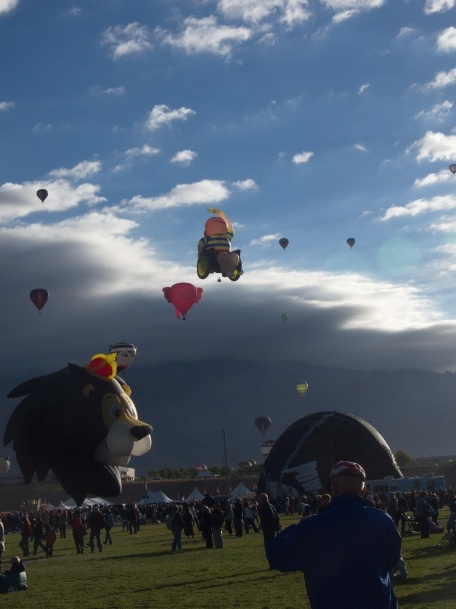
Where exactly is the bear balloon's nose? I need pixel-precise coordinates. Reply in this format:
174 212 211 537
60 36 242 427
130 425 152 440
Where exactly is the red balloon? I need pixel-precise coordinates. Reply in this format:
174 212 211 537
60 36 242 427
30 288 50 313
163 283 203 320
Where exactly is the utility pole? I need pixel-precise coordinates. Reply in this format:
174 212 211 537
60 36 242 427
222 429 230 494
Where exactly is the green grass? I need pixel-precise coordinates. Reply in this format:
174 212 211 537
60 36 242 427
2 510 456 609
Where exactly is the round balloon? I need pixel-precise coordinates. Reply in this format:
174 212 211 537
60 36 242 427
255 416 271 435
0 457 10 474
30 288 50 313
281 314 288 322
347 237 355 248
163 283 203 320
449 164 456 174
257 411 402 500
296 381 309 398
238 460 252 468
195 464 207 471
36 188 48 203
279 238 289 250
109 342 137 372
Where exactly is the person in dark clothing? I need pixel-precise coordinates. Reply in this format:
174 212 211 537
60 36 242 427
87 506 106 553
201 506 213 548
233 499 243 537
211 502 225 549
258 493 281 549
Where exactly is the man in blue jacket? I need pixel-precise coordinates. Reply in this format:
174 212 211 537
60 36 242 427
266 461 401 609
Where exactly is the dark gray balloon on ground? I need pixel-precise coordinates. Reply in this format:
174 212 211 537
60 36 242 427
257 411 402 500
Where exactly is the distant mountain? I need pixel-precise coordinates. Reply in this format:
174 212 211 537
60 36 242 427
2 360 456 476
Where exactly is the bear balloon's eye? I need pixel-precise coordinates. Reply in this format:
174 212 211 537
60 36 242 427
109 404 122 419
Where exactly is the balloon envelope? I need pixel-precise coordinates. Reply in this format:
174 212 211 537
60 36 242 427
163 283 203 320
347 237 355 248
279 238 289 250
36 188 48 202
255 416 271 435
449 164 456 174
238 460 253 468
258 411 402 500
0 457 10 474
109 342 137 372
194 464 207 471
281 314 288 322
29 288 49 313
296 381 308 398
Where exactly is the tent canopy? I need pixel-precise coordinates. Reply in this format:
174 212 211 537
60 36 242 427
229 483 255 498
138 490 173 505
63 497 113 509
185 487 204 502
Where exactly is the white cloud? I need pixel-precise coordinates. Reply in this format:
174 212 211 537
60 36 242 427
437 27 456 52
217 0 311 27
125 145 160 158
379 194 456 220
32 123 52 133
0 101 14 111
127 179 230 211
103 86 126 96
408 131 456 162
163 16 251 58
358 83 370 94
48 161 102 180
321 0 385 9
292 151 314 164
101 22 153 60
232 179 257 190
249 233 281 246
0 179 106 221
424 67 456 90
415 101 453 121
424 0 455 15
170 150 198 165
414 170 453 187
354 143 368 153
145 104 196 131
0 0 18 14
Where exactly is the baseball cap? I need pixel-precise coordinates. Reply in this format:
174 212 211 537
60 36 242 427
330 461 366 480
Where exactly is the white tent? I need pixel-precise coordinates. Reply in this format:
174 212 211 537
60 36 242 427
229 483 255 498
185 487 204 502
62 497 113 509
138 490 173 505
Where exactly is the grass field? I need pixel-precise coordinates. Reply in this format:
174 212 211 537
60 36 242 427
1 509 455 609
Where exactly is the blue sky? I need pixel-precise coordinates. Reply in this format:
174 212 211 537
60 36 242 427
2 0 456 384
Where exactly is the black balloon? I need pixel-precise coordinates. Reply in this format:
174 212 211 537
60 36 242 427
258 411 402 499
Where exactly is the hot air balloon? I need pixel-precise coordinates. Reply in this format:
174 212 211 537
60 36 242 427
0 457 10 474
261 439 275 459
238 460 253 468
255 416 272 435
163 283 203 320
279 238 289 250
109 342 137 373
296 381 308 398
257 411 402 500
194 464 207 471
281 314 288 322
347 237 355 248
36 189 48 203
449 164 456 174
29 288 49 314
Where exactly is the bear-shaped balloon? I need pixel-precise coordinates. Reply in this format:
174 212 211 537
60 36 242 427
3 353 152 505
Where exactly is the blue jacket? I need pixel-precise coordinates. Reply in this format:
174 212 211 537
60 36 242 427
266 493 401 609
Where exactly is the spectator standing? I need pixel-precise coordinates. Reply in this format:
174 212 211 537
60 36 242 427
267 460 401 609
44 525 57 557
258 493 280 550
87 506 106 553
104 509 115 545
211 502 225 549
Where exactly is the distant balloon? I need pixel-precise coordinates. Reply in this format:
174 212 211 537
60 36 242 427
162 283 203 320
279 238 289 250
261 440 275 459
109 342 137 373
29 288 49 314
0 457 10 474
449 164 456 174
296 381 308 398
255 416 272 435
195 464 207 471
36 189 48 203
281 314 288 322
257 411 403 500
238 460 253 468
248 460 257 466
347 237 355 248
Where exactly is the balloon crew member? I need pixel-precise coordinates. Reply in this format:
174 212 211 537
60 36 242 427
198 208 239 278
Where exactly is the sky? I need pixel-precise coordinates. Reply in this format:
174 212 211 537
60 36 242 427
3 1 456 405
